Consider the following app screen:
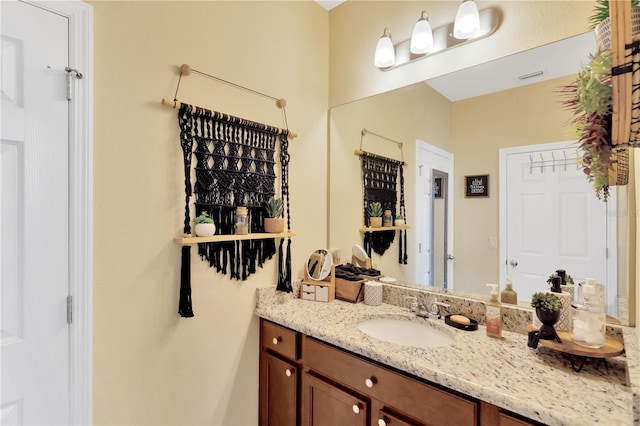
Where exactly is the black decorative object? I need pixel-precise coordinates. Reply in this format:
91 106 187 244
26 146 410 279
177 103 293 317
360 152 407 263
528 293 563 349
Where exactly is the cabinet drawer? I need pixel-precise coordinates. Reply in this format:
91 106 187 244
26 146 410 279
304 336 477 426
261 320 299 360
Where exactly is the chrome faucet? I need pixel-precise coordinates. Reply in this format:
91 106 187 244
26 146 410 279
404 296 429 318
429 298 451 319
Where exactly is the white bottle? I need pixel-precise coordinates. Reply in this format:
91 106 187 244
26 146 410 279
572 278 606 348
485 284 502 338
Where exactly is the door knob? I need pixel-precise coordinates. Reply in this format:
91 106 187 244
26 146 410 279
285 369 292 377
352 404 361 414
509 260 518 267
447 254 454 260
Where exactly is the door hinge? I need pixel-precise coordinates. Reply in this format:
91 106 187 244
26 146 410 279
65 67 83 101
67 295 73 325
419 243 422 253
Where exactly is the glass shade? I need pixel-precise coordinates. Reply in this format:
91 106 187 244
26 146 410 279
374 31 395 68
410 15 433 54
453 0 480 39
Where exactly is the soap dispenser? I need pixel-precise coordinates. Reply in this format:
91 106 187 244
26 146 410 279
500 275 518 304
485 284 502 338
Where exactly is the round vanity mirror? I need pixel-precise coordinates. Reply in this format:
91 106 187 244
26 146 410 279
305 249 333 281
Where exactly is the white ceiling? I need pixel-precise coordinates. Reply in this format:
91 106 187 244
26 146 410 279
315 0 346 11
425 32 597 102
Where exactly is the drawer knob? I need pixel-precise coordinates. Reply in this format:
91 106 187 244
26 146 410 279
378 419 387 426
365 377 377 388
352 404 361 414
272 337 282 345
285 369 292 377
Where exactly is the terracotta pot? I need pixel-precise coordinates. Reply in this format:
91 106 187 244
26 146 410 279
369 217 382 228
194 223 216 237
264 217 284 233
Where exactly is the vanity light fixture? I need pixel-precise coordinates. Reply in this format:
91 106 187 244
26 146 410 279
410 11 434 55
374 27 395 68
374 7 500 71
453 0 480 39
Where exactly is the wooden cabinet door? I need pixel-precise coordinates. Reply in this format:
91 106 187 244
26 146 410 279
302 372 368 426
259 352 298 426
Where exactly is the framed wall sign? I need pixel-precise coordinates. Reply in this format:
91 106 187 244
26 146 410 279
434 177 443 198
465 174 489 197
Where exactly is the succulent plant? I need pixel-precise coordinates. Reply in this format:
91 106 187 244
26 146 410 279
194 211 214 224
367 202 383 217
265 197 283 218
395 214 404 220
530 292 561 313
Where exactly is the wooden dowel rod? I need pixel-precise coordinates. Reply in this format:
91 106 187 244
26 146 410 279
354 149 408 165
160 98 297 139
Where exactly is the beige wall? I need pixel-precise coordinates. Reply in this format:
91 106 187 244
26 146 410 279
91 1 328 424
329 83 452 281
452 75 576 292
328 1 594 107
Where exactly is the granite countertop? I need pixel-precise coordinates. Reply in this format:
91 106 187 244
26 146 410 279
255 287 639 426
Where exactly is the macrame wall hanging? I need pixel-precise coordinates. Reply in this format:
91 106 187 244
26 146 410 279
357 129 408 264
164 64 295 318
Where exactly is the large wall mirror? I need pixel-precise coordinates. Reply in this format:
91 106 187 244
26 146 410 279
328 32 634 326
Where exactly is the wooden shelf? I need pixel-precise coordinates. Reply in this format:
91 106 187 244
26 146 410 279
359 225 410 232
174 231 297 245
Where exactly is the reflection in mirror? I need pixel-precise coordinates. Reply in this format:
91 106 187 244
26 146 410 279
432 170 448 289
328 32 634 325
306 249 333 281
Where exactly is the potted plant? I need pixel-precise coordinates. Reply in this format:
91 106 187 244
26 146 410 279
394 214 405 226
530 292 562 339
561 49 617 201
264 196 284 233
591 0 640 51
367 202 383 228
194 211 216 236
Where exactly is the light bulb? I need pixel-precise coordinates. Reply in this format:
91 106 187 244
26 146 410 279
410 11 433 55
374 28 395 68
453 0 480 39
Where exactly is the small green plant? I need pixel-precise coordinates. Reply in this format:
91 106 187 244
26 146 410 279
367 202 383 217
530 292 561 312
265 197 283 218
395 214 404 220
194 211 214 224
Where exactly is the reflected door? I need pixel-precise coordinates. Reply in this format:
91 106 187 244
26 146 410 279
1 1 70 423
502 144 615 310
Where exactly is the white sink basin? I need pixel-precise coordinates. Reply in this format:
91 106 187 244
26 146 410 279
358 318 454 349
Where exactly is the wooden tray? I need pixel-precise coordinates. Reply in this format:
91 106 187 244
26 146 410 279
525 324 623 358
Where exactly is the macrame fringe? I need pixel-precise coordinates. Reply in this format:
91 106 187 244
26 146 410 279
179 246 194 318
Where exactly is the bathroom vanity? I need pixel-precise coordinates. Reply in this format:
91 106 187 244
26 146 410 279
255 287 638 425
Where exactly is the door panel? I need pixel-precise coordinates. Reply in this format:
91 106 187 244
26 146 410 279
1 1 70 424
302 373 368 426
504 146 612 306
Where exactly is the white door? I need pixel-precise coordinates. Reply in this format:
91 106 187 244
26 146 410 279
415 141 454 288
500 142 616 310
1 1 71 424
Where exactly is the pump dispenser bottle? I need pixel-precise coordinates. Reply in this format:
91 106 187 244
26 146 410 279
485 284 502 338
548 274 572 332
500 275 518 304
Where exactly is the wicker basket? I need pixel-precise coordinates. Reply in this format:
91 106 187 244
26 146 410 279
594 8 640 51
608 147 629 187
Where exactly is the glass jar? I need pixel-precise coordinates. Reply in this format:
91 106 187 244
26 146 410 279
235 206 249 235
383 209 393 227
572 283 606 348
